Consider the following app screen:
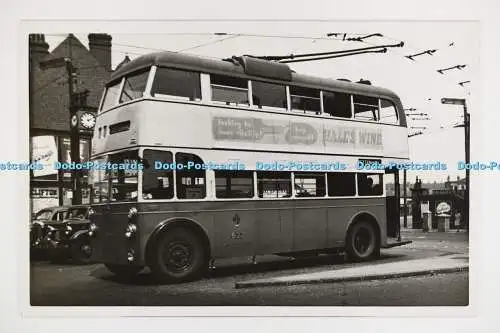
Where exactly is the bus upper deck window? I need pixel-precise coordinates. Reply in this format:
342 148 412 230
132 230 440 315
152 68 201 100
119 70 150 103
290 86 321 114
100 81 121 111
323 91 352 118
210 74 249 106
379 99 399 125
251 81 287 110
353 95 379 121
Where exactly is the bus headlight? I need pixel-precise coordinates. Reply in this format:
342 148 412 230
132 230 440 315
127 249 136 262
89 223 98 237
128 207 138 219
125 223 137 238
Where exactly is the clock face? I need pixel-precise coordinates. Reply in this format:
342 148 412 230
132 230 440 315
71 115 78 128
80 113 96 129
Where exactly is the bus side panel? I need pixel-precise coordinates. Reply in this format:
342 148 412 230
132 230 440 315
254 207 282 255
278 209 294 253
292 205 328 251
326 205 353 248
212 209 256 258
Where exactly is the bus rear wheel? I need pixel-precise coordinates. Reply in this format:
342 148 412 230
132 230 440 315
346 221 379 262
149 228 208 284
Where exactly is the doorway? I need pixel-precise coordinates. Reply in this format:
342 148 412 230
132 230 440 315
384 168 400 238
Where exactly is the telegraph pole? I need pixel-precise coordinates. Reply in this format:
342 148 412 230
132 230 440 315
441 98 469 230
403 169 408 228
460 100 470 231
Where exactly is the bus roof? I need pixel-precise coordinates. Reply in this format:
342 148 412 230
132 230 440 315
109 51 401 100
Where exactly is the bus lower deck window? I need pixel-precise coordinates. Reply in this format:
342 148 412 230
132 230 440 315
257 172 292 198
357 173 383 196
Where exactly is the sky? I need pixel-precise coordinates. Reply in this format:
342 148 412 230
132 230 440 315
44 22 478 183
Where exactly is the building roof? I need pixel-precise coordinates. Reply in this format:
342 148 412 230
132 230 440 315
31 34 112 132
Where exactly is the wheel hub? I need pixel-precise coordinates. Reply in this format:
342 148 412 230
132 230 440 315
165 242 192 271
354 227 371 255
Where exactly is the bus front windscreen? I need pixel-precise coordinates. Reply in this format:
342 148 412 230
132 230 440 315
89 150 140 203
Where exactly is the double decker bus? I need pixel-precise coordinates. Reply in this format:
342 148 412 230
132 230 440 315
88 51 410 283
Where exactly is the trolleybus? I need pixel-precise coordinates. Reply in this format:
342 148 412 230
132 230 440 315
88 51 410 283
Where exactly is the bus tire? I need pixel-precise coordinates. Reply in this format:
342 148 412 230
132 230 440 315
149 227 208 284
345 220 379 262
104 263 143 278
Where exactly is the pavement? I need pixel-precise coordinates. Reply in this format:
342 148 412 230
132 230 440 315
235 228 469 289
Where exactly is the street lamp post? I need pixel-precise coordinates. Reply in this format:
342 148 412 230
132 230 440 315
441 98 470 230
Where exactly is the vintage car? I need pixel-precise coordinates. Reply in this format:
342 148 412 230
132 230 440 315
30 205 93 264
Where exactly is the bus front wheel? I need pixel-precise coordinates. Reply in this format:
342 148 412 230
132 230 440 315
149 228 208 284
345 221 379 262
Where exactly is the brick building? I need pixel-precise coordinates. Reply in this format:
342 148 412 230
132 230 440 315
29 33 114 214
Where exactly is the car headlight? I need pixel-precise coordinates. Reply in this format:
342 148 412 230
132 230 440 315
46 225 56 237
88 207 95 217
127 207 138 219
65 225 73 235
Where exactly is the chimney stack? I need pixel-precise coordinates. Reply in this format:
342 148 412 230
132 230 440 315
88 33 112 71
29 34 49 63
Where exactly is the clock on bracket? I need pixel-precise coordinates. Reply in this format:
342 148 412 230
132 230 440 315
80 112 96 129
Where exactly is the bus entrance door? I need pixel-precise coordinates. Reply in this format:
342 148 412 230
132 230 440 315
384 168 400 238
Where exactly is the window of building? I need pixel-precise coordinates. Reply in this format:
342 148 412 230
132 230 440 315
101 80 121 111
175 153 206 199
327 173 356 196
294 172 326 197
357 173 383 196
119 70 149 103
142 149 174 200
353 95 379 121
210 74 249 105
257 172 292 198
322 91 352 118
251 81 287 109
379 99 399 124
151 68 201 100
290 86 321 114
215 171 254 198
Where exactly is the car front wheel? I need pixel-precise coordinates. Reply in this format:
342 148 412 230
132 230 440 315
70 235 93 265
